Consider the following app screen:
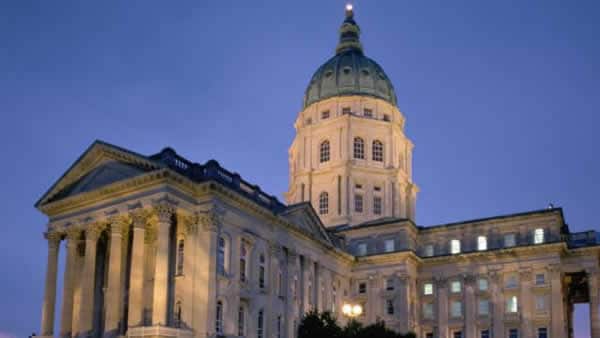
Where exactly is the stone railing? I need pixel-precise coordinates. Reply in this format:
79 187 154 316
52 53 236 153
127 325 194 338
568 231 599 248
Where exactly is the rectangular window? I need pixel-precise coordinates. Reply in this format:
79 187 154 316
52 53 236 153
504 233 516 247
478 299 490 316
506 275 518 289
478 278 489 291
426 334 434 338
509 329 519 338
478 236 488 251
424 244 434 257
424 283 434 295
354 194 363 213
451 281 462 293
506 296 518 313
451 239 461 254
535 295 546 311
342 107 351 114
480 330 490 338
535 273 545 285
386 299 394 315
373 196 383 215
358 282 367 294
374 186 381 191
537 328 548 338
534 228 545 244
321 110 330 119
383 114 390 121
453 332 463 338
385 278 395 291
451 301 462 318
384 239 395 252
363 108 373 117
423 303 434 319
356 243 367 256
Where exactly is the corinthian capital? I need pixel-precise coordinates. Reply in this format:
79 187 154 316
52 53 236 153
109 215 131 236
154 202 175 223
199 206 224 232
44 231 62 248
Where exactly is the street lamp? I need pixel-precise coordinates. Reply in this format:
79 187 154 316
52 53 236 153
342 303 363 317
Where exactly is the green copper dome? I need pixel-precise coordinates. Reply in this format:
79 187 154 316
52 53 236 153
303 6 398 109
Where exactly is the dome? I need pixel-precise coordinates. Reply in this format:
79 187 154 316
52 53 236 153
303 7 398 109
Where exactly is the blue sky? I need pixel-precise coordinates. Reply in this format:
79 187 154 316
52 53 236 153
0 1 599 337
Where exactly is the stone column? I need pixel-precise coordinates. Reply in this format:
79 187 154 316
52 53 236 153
128 210 147 328
287 250 299 338
180 214 198 329
40 231 61 337
588 269 600 338
519 269 533 338
104 216 128 337
60 228 80 338
490 271 504 338
152 203 174 326
549 265 567 338
197 208 222 337
464 275 476 338
78 223 103 337
435 277 448 338
397 273 411 334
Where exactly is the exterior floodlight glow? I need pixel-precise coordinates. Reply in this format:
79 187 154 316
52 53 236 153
342 303 352 316
346 4 353 11
352 304 363 316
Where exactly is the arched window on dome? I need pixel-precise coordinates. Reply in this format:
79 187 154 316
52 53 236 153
372 140 383 162
353 137 365 159
319 192 329 215
320 140 330 163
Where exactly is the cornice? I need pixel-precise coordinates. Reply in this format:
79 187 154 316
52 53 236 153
355 250 421 266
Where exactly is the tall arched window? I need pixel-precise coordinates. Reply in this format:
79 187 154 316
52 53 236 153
372 140 383 162
259 253 266 289
176 239 184 275
257 310 264 338
240 243 247 282
217 237 226 275
216 301 224 334
319 192 329 215
238 305 245 337
320 140 330 163
354 137 365 159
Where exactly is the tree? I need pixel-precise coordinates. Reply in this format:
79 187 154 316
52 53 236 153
298 311 415 338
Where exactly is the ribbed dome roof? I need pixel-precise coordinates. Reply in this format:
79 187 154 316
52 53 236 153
303 6 397 109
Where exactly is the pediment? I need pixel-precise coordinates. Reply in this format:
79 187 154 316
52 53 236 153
36 140 162 208
280 203 332 245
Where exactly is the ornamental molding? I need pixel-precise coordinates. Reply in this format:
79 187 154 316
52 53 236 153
178 213 199 237
198 205 225 233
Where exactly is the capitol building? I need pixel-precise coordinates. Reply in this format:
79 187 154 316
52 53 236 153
36 6 599 338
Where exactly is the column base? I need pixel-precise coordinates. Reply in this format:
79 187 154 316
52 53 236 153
126 326 194 338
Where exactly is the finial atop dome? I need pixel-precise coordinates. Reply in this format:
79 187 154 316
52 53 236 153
336 3 363 55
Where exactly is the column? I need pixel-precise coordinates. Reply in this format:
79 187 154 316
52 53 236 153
588 269 600 338
128 210 147 328
435 277 448 338
397 274 411 334
152 203 174 326
549 265 567 338
78 224 103 337
180 214 198 329
287 250 299 338
464 275 476 338
104 216 128 337
40 231 61 337
490 271 504 338
60 229 80 338
197 208 221 337
519 269 533 338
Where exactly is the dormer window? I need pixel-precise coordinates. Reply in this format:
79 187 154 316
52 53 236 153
321 110 330 119
342 107 351 115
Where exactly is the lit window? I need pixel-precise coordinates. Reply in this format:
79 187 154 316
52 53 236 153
480 330 490 338
509 328 519 338
216 301 224 334
240 243 247 282
451 281 462 293
342 107 351 114
534 228 545 244
320 140 330 163
364 108 373 117
504 233 516 247
535 295 546 311
372 140 384 162
478 299 489 315
217 237 226 275
321 110 330 119
451 300 462 317
176 239 184 275
423 303 434 319
358 282 367 294
257 310 264 338
238 306 245 336
477 236 487 251
353 137 365 159
384 239 395 253
386 299 394 315
385 278 395 291
537 328 548 338
478 278 489 291
506 296 518 313
424 283 433 295
258 254 266 289
319 192 329 215
450 239 461 254
535 273 545 285
354 194 363 213
373 196 383 215
356 243 367 256
424 244 434 257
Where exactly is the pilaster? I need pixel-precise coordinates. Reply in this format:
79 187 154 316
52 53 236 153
490 271 504 338
151 203 175 326
397 273 411 334
549 264 567 338
197 207 222 337
435 276 448 338
463 274 476 338
588 269 600 338
519 268 533 338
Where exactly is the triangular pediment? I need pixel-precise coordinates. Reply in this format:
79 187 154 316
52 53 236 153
36 140 162 208
280 203 332 245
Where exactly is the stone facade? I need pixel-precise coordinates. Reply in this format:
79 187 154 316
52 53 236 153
36 6 599 338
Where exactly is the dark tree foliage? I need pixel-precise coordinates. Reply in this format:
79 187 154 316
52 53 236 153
298 311 415 338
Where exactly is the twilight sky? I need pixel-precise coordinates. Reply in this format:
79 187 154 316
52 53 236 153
1 1 599 337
